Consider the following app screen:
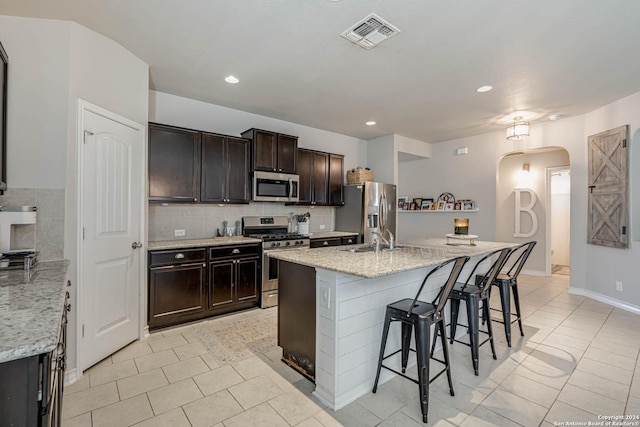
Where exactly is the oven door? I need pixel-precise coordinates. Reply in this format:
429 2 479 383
253 171 299 202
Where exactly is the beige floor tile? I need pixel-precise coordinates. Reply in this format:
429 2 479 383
527 343 581 374
296 416 326 427
513 356 570 389
460 406 522 427
92 394 154 427
135 349 179 373
545 401 599 424
576 358 633 386
582 346 637 371
131 407 191 427
62 381 119 419
400 394 467 425
480 388 547 426
183 389 244 426
173 341 208 361
268 390 325 425
89 359 138 387
65 373 90 395
223 402 289 427
499 373 560 408
193 364 244 396
63 412 92 427
627 395 640 415
147 378 203 414
162 356 209 383
117 368 169 400
543 331 591 351
356 375 417 420
232 355 273 380
111 340 153 362
567 370 629 403
314 409 348 427
149 333 189 352
431 379 487 415
228 375 285 410
265 347 283 363
376 410 424 426
558 384 625 415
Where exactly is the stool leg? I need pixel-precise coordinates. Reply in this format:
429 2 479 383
415 319 431 423
466 296 480 375
373 309 392 393
438 319 455 397
498 281 512 347
449 298 461 344
401 322 412 373
483 298 497 360
512 281 524 337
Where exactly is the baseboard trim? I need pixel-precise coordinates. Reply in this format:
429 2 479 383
568 288 640 315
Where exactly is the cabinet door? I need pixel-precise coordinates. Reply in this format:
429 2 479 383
226 137 251 203
297 149 313 204
236 257 259 301
277 134 298 173
209 260 234 308
328 154 344 206
200 133 226 203
149 262 206 328
148 123 200 202
252 129 277 172
312 152 329 205
310 238 341 248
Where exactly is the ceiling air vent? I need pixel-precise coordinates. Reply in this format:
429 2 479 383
341 13 400 50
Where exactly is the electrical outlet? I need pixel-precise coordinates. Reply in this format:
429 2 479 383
319 224 326 230
615 281 623 292
174 229 186 237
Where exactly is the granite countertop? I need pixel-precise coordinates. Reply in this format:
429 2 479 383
308 231 359 239
268 238 516 279
149 236 262 250
0 260 70 363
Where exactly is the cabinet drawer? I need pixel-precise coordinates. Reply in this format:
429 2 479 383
209 244 260 259
310 238 341 248
149 248 207 266
341 236 358 245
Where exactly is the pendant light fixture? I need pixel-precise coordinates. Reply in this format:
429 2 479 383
506 116 530 140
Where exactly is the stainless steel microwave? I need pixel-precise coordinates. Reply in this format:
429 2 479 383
253 171 299 202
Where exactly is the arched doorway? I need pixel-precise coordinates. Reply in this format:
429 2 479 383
496 147 570 276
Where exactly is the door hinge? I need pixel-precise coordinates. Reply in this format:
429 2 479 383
622 225 627 235
82 227 86 240
623 138 627 148
83 130 94 144
82 324 85 337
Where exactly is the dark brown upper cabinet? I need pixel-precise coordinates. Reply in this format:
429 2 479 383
328 153 345 206
241 128 298 174
148 123 201 202
200 132 250 204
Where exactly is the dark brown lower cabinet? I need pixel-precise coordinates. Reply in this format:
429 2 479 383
148 244 260 330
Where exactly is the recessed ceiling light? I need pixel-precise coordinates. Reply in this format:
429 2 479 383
549 114 562 121
476 85 493 93
366 121 376 126
224 75 239 84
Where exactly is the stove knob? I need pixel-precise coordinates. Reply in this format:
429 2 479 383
270 242 277 248
275 242 281 247
285 241 291 246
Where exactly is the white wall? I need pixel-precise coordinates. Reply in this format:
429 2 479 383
550 171 571 266
0 16 70 189
150 91 367 171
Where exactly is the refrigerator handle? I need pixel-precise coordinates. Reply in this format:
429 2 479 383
380 193 386 233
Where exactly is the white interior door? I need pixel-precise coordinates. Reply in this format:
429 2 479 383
80 106 143 371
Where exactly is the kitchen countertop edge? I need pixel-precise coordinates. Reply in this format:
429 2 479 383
149 236 262 250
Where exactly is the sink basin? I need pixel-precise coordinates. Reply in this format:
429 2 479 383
340 244 406 253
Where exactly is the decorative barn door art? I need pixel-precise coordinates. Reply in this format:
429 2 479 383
587 125 629 249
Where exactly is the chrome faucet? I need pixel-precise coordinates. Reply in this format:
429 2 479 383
371 230 395 250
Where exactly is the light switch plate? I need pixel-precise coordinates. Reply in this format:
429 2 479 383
174 229 186 237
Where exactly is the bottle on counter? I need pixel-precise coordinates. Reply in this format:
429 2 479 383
222 221 228 237
235 220 241 237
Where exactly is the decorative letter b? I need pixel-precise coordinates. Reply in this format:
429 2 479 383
514 188 538 238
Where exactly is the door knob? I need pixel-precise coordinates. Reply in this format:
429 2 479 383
132 242 143 249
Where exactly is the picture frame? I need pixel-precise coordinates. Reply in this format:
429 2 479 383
454 202 462 210
409 202 417 210
461 201 475 210
413 197 423 206
437 201 446 210
445 202 454 211
430 202 438 210
398 196 409 210
421 200 432 210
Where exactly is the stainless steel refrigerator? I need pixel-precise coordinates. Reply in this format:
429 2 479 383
335 182 397 244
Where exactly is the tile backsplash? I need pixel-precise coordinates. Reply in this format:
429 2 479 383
148 202 335 241
0 188 65 261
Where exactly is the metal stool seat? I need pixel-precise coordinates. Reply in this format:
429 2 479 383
448 248 511 375
372 256 469 423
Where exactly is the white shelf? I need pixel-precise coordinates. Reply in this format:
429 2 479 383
398 209 479 213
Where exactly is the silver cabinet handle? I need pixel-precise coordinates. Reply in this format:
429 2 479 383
323 241 329 246
232 248 241 254
132 242 143 249
174 253 185 259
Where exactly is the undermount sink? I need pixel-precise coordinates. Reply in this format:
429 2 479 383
341 244 405 253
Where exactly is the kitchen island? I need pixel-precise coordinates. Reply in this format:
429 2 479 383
269 238 516 410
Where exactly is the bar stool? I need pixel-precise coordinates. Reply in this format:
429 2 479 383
477 241 536 347
372 256 469 423
448 248 511 375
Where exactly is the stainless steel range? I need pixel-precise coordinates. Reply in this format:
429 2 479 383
242 216 310 308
